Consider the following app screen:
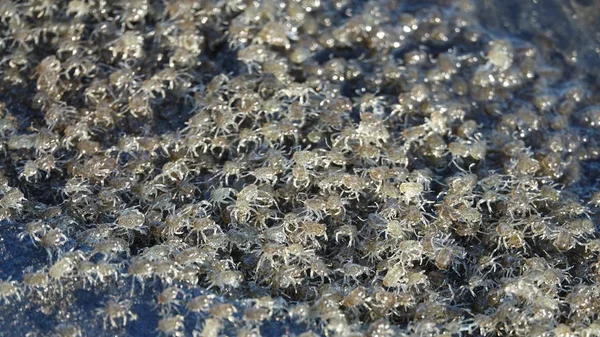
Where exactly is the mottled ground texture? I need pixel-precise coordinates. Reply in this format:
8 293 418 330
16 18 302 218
0 0 600 336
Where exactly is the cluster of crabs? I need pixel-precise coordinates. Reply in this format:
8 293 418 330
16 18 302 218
0 0 600 336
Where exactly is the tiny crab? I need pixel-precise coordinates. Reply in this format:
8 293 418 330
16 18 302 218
209 186 237 206
277 82 317 105
97 297 138 329
18 220 48 245
254 21 292 50
22 270 49 295
207 270 244 290
186 294 216 314
185 217 222 244
127 257 154 295
158 159 192 182
0 278 22 304
39 228 69 260
157 315 185 336
0 188 25 210
18 160 40 182
296 220 328 247
337 262 371 284
250 166 279 185
213 159 248 184
228 199 258 224
156 286 184 314
48 252 86 294
209 303 239 322
334 224 358 247
114 208 146 235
